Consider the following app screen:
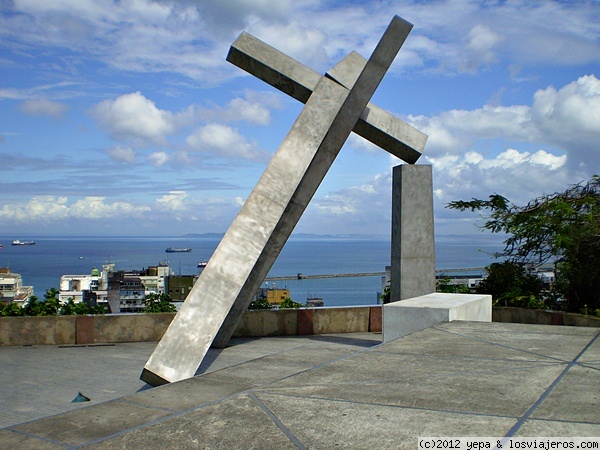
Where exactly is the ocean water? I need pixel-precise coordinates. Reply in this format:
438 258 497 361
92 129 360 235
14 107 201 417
0 236 503 307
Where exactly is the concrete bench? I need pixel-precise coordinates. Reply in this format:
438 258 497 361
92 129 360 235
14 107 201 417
382 292 492 343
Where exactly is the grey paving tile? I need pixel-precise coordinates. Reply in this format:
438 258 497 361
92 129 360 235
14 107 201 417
10 399 172 446
0 429 64 449
531 365 600 423
264 353 565 416
86 394 297 449
578 335 600 363
441 322 599 336
255 392 516 450
377 327 565 362
124 376 253 412
516 419 600 436
434 323 598 362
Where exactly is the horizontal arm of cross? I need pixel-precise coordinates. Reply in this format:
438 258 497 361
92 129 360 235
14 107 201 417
227 32 427 164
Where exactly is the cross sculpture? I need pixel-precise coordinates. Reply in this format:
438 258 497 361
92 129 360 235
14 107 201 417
141 15 427 386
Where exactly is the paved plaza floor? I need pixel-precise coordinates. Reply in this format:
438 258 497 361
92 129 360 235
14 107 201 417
1 321 598 448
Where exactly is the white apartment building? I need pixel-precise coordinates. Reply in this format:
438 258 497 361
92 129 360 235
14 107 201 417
59 262 173 313
0 268 34 307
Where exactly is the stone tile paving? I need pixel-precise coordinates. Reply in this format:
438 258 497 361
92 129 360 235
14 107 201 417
1 324 598 449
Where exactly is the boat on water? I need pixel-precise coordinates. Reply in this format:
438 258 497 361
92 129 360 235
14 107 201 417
165 247 192 253
197 260 208 268
12 240 35 246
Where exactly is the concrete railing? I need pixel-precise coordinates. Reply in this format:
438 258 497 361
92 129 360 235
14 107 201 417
0 305 597 347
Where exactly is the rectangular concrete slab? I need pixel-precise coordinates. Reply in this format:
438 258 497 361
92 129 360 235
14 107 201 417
253 392 517 450
264 352 564 417
11 400 172 446
383 292 492 342
85 394 298 449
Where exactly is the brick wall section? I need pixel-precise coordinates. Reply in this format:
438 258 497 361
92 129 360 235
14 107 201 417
297 309 314 335
75 316 95 345
369 306 382 332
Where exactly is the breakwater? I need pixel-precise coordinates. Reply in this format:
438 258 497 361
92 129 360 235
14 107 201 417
265 272 386 281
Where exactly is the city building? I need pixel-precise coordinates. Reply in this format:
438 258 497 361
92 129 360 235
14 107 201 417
0 267 34 307
59 262 174 313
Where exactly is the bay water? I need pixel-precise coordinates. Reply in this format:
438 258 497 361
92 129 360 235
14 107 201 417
0 236 502 307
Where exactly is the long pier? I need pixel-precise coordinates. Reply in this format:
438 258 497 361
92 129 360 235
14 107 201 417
265 272 385 281
265 267 488 282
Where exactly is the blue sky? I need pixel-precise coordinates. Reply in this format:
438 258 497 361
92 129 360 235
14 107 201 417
1 0 598 238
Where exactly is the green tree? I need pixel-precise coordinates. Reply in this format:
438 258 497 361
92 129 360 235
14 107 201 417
0 302 24 316
143 293 177 313
59 298 91 315
436 277 471 294
23 295 41 316
279 298 303 309
448 176 600 313
248 297 272 310
476 261 545 309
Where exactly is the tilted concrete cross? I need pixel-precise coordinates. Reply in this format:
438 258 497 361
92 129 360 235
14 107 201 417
141 15 427 386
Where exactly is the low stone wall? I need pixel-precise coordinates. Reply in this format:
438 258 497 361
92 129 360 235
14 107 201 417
0 306 383 347
493 307 600 327
1 305 597 347
0 316 76 346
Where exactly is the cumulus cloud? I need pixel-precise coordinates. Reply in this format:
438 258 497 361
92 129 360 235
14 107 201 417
155 191 188 212
0 196 150 222
92 92 175 143
409 75 600 171
18 98 68 118
195 92 277 125
186 123 269 161
460 24 502 71
148 151 169 167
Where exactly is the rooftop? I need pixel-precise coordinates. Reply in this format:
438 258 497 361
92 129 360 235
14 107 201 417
1 321 598 448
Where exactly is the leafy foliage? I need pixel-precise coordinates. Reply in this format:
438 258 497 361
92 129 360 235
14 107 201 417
448 176 600 313
143 293 177 313
248 297 272 310
476 261 546 309
279 298 303 309
436 277 471 294
1 287 109 316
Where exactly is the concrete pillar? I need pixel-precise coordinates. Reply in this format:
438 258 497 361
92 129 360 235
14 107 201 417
390 164 435 302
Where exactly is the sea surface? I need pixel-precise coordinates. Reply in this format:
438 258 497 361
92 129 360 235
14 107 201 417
0 236 503 307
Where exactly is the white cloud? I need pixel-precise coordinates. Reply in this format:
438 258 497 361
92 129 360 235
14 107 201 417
18 98 68 118
186 123 269 161
155 191 188 212
409 75 600 173
69 197 150 219
195 92 277 125
107 146 136 163
460 24 502 71
148 151 169 167
0 196 150 222
92 92 175 143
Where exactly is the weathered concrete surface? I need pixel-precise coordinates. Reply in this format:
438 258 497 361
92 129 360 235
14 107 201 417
232 309 298 338
391 164 436 301
93 313 175 343
313 306 370 334
383 292 492 342
0 316 75 346
142 16 415 386
3 323 598 448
